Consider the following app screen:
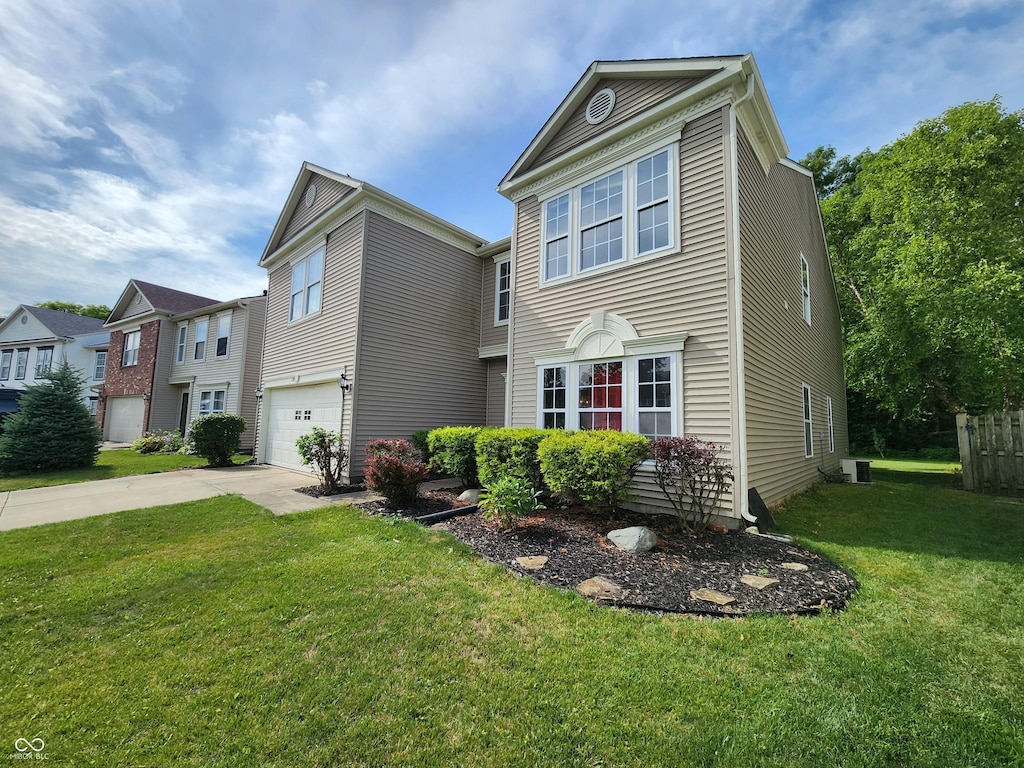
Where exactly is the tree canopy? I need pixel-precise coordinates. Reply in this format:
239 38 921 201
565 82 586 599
37 301 111 320
806 98 1024 418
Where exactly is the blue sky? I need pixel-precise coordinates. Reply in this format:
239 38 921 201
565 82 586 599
2 0 1022 314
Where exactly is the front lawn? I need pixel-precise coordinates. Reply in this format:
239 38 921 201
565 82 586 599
0 462 1021 766
0 450 249 492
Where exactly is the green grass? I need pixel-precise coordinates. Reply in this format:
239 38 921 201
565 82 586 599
0 450 249 492
1 461 1021 766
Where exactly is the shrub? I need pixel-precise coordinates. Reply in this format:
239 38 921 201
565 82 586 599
132 430 184 454
187 414 246 467
131 433 163 454
296 427 349 493
410 429 435 465
479 476 544 532
427 426 486 488
649 436 733 533
476 427 550 491
364 439 428 507
537 431 649 513
0 363 101 474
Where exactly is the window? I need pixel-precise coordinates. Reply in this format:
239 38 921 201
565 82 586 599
540 365 567 428
93 351 107 381
88 398 98 416
578 361 623 430
194 319 208 361
827 396 835 453
216 314 231 357
540 145 676 284
0 350 11 380
198 389 226 415
801 254 811 325
176 325 187 363
802 384 813 458
34 347 53 376
637 356 673 439
15 349 29 379
122 331 140 367
290 248 324 321
495 260 511 324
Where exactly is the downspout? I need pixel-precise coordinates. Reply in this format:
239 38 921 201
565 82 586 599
730 67 755 524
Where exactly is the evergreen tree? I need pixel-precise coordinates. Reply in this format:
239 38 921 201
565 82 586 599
0 362 102 474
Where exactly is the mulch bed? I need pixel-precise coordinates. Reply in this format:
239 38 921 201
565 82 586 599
297 483 366 497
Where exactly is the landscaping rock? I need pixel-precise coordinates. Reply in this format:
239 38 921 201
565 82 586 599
577 576 625 601
708 523 729 534
741 574 780 590
607 526 658 553
457 489 481 503
780 562 809 572
690 588 736 606
516 556 548 571
745 526 760 535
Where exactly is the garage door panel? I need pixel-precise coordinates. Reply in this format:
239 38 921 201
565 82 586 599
107 397 145 443
265 384 343 472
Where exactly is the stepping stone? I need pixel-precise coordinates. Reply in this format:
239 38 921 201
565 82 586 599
515 556 548 571
577 576 625 601
780 562 809 572
741 575 780 590
690 588 736 606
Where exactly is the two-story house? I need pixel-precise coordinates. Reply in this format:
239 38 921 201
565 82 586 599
100 280 266 450
0 305 109 420
257 53 847 525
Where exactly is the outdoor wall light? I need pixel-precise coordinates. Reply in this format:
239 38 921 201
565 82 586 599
338 367 352 393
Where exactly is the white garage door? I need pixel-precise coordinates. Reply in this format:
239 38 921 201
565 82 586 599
264 384 343 472
107 396 145 443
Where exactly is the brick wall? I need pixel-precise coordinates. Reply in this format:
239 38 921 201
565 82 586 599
97 319 161 433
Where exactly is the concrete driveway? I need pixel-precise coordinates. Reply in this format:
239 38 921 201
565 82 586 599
0 465 372 531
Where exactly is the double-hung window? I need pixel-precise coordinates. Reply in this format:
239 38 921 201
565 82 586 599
636 150 671 254
540 365 567 428
194 319 208 361
578 361 623 429
0 350 12 380
290 248 324 322
176 325 187 363
495 260 511 324
94 351 107 381
579 171 624 271
121 333 140 367
198 389 226 415
15 349 28 379
34 347 53 376
802 384 813 458
801 254 811 325
216 314 231 357
826 396 835 453
637 356 673 439
544 195 570 280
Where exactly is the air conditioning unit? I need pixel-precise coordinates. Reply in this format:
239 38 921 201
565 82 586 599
841 459 872 484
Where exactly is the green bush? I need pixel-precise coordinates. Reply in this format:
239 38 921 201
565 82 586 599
364 439 428 507
132 430 184 454
0 363 101 474
479 476 544 532
537 431 649 513
476 427 551 491
410 429 435 465
187 414 246 467
296 427 349 493
427 426 487 488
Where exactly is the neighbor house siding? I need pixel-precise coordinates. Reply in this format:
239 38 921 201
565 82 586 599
479 254 509 349
148 318 180 433
119 290 155 320
509 107 733 512
526 76 701 173
352 211 487 476
280 174 356 247
737 126 848 506
239 296 267 451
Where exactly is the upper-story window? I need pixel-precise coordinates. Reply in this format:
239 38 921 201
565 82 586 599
35 347 53 376
801 253 811 325
0 350 12 380
176 325 187 364
121 332 140 367
14 349 29 379
194 319 208 361
290 248 324 322
540 145 677 285
495 260 511 325
94 351 107 381
216 314 231 357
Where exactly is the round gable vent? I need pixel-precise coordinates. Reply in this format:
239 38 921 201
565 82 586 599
586 88 616 125
304 183 317 208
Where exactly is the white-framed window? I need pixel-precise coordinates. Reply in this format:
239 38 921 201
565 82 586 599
637 355 674 439
93 351 107 381
14 349 28 379
290 247 324 322
495 260 511 325
801 253 811 325
539 144 677 285
121 332 140 367
34 347 53 376
0 350 11 380
88 397 98 416
578 360 623 430
194 319 208 361
827 395 835 453
802 384 813 458
198 389 226 415
540 365 567 429
215 314 231 357
176 324 187 364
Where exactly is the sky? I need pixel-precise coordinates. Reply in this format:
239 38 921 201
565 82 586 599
2 0 1023 315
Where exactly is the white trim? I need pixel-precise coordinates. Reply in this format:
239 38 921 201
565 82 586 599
779 157 814 178
175 323 187 365
827 396 835 453
193 317 209 361
214 312 232 358
802 383 813 458
801 252 812 325
262 366 348 392
494 258 511 326
288 243 325 324
478 344 508 359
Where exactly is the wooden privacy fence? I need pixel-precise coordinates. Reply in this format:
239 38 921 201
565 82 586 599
956 411 1024 496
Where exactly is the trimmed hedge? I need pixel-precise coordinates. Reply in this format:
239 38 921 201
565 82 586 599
537 430 649 513
476 427 551 491
427 426 487 488
188 414 246 467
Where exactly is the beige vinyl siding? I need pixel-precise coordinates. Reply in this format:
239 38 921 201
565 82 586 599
738 127 848 506
280 173 356 247
479 254 510 348
526 77 701 173
486 357 507 427
119 290 154 320
353 211 486 476
510 108 733 513
148 319 181 433
238 296 267 451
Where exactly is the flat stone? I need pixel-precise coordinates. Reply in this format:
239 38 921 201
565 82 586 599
606 526 657 553
690 588 736 606
577 576 625 601
515 556 548 571
708 523 729 534
744 526 760 535
457 489 481 503
741 574 780 590
780 562 809 572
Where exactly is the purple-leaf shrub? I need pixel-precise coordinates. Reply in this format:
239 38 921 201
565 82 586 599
364 439 428 508
649 436 734 532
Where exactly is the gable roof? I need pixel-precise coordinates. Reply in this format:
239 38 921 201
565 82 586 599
107 279 221 326
21 306 106 337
